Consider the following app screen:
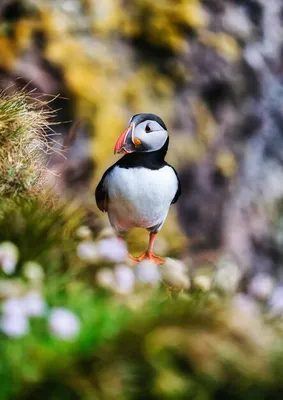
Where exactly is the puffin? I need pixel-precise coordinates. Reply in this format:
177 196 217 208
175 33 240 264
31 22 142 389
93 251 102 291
95 113 181 264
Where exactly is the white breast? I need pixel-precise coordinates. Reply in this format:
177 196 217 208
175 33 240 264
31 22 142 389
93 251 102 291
105 166 178 234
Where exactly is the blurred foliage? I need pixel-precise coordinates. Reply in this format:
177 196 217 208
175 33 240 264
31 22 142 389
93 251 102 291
0 197 82 270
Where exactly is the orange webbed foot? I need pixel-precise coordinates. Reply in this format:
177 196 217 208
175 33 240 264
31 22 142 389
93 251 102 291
129 251 165 265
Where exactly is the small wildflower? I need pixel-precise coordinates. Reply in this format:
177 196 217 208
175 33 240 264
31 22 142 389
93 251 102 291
162 258 190 290
96 268 115 290
2 292 47 318
2 297 25 316
115 265 135 294
214 257 241 293
1 297 29 338
22 291 47 317
76 226 92 240
98 226 116 239
49 308 81 340
23 261 44 281
248 274 274 301
97 237 127 263
0 314 29 338
0 242 19 275
77 240 98 262
135 260 160 285
193 275 211 292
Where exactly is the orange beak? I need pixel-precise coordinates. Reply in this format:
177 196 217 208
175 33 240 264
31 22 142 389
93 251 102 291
114 123 135 154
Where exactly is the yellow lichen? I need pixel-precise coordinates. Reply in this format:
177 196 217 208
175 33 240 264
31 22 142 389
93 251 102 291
0 37 16 69
216 150 237 178
120 0 207 51
14 19 35 50
194 101 217 146
199 31 240 61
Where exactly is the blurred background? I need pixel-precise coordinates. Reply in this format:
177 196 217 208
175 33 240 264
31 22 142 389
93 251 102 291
0 0 260 261
2 0 283 398
2 0 283 272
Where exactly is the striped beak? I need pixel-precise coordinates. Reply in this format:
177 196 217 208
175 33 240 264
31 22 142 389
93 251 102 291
114 123 136 154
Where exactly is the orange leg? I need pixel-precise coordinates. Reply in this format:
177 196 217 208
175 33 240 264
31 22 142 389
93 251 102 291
129 232 165 264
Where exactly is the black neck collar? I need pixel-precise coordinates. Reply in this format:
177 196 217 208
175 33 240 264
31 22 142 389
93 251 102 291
116 137 169 170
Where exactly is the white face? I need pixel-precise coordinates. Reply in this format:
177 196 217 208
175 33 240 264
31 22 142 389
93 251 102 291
133 120 168 152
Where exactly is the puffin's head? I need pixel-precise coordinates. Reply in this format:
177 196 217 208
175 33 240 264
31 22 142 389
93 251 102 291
114 113 168 155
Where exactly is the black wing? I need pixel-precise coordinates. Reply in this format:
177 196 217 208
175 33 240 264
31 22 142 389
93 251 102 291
95 165 115 212
170 166 181 204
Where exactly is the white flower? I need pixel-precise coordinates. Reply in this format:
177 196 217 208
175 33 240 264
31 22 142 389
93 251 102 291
1 297 29 338
2 297 25 316
135 260 160 285
98 226 116 239
0 242 19 275
193 275 211 292
0 292 46 337
76 226 92 240
49 308 81 340
269 287 283 315
161 258 190 290
97 238 127 262
2 292 47 318
23 261 44 281
96 268 115 290
115 265 135 294
77 241 98 262
248 274 274 301
96 266 135 294
22 291 47 317
214 257 241 293
0 314 29 338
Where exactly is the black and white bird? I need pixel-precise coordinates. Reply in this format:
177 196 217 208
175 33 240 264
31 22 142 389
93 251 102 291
95 113 181 264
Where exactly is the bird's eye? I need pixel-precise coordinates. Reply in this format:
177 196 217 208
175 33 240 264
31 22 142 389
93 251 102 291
145 124 151 133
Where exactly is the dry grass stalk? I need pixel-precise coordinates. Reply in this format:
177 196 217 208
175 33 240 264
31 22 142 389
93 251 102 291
0 88 56 198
